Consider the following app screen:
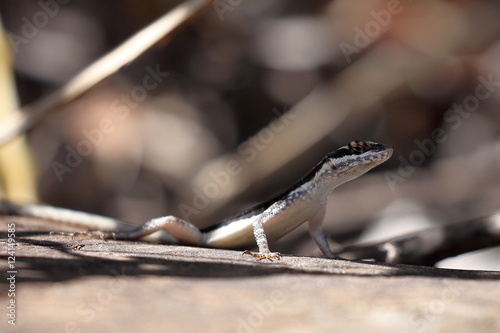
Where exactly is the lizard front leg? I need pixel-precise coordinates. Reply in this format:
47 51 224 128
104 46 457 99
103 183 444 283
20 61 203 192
242 217 282 261
307 208 341 259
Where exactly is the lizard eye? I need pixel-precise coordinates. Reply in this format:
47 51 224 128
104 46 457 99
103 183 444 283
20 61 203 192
349 141 371 154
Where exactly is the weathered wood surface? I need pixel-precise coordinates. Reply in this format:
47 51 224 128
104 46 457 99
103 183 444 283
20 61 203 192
1 216 499 333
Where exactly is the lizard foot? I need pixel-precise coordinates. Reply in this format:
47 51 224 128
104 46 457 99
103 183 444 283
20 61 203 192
242 250 282 261
50 230 117 240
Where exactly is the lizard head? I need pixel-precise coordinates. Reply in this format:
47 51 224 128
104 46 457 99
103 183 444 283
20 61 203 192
319 140 393 186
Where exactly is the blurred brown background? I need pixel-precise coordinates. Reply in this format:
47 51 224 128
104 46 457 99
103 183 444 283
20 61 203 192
1 0 500 270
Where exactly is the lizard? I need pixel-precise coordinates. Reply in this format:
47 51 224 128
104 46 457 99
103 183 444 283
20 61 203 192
0 140 392 260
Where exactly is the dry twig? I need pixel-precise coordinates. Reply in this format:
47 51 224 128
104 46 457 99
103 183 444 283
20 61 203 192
0 0 215 146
